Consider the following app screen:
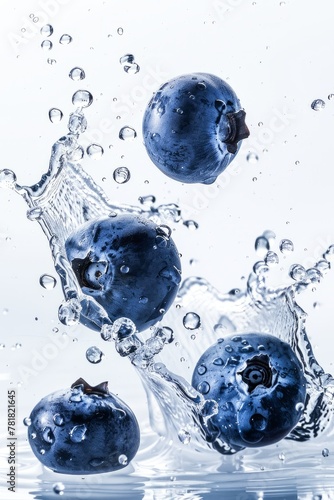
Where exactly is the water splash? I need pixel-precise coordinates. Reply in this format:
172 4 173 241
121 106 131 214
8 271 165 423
2 96 334 465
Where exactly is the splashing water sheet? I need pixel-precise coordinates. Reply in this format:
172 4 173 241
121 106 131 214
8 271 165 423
1 1 334 499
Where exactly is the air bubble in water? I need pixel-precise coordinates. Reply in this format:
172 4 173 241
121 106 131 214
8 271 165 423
117 27 124 35
40 24 53 37
119 126 137 140
53 482 65 495
113 167 131 184
246 152 259 163
86 346 104 364
41 40 52 51
279 239 294 254
86 144 104 159
183 312 201 330
69 67 85 81
39 274 57 290
59 34 72 44
69 424 87 443
178 429 191 445
49 108 63 123
118 454 128 465
72 90 93 108
311 99 325 111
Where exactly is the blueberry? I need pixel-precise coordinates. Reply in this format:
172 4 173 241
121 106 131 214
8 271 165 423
142 73 249 184
27 378 140 474
192 333 307 452
65 214 181 332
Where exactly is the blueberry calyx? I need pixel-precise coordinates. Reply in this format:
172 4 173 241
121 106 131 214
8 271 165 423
71 378 109 396
238 355 273 393
71 255 108 291
225 109 250 154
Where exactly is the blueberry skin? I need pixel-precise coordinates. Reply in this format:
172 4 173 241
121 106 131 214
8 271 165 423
65 214 181 332
192 333 307 451
142 73 249 184
27 379 140 474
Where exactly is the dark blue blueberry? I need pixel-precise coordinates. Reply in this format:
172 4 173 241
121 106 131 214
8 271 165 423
27 378 140 474
142 73 249 184
65 214 181 332
192 333 306 451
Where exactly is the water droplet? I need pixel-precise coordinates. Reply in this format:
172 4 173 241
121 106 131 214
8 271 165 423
225 345 233 353
324 245 334 263
27 206 43 221
252 177 257 182
311 99 325 111
72 90 93 108
118 454 128 465
246 152 259 163
67 146 84 162
139 194 156 205
113 166 131 184
213 358 224 366
279 239 294 254
290 264 306 281
53 482 65 495
39 274 57 290
58 299 81 326
42 426 55 444
111 317 137 340
41 40 52 51
69 424 87 443
295 402 304 412
40 24 53 37
119 126 137 140
70 384 84 403
139 296 148 304
23 417 31 426
278 452 285 461
197 381 210 394
183 220 199 231
0 169 17 188
53 413 64 426
59 34 72 44
40 449 46 455
120 54 140 74
49 108 63 124
31 432 36 440
197 81 206 90
183 312 201 330
178 429 191 445
328 94 334 101
68 112 87 134
322 448 330 457
117 27 124 35
154 326 174 344
86 346 104 364
265 251 279 266
86 144 104 159
197 364 207 375
69 67 85 81
253 261 269 276
306 267 322 283
255 236 269 255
